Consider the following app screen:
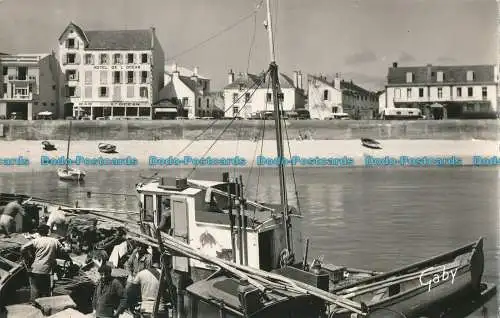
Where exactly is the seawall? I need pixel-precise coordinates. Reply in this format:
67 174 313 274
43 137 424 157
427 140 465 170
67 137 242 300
0 119 498 141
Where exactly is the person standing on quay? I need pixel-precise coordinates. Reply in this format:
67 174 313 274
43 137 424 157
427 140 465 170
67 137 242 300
92 263 127 318
0 198 25 238
21 224 72 302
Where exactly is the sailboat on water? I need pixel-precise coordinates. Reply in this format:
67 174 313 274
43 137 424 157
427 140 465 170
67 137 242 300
57 120 86 181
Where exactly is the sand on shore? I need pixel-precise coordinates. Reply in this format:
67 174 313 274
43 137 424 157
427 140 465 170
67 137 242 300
0 139 497 172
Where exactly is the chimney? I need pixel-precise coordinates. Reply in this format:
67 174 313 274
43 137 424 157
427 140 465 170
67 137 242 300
150 26 155 48
426 64 432 82
228 69 234 84
194 66 199 76
392 62 398 68
293 71 299 88
298 71 303 90
334 73 340 89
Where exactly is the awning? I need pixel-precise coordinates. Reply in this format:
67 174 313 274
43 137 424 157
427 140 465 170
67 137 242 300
154 108 177 113
38 111 52 116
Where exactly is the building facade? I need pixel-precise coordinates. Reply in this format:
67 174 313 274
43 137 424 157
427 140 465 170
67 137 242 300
159 64 214 118
57 22 165 119
0 53 62 120
224 70 305 118
385 63 498 119
307 74 378 119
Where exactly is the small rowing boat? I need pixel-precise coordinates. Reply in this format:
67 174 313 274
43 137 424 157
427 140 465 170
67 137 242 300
361 138 382 149
98 143 117 154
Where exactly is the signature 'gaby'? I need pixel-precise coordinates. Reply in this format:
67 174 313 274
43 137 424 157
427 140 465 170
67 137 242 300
419 265 458 292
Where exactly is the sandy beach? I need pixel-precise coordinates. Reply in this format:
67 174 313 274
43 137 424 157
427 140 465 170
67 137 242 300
0 139 497 172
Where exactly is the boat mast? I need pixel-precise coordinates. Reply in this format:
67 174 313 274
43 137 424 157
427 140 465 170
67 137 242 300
66 120 72 170
265 0 291 253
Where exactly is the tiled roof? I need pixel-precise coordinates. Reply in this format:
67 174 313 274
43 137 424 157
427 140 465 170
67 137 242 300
387 64 495 85
59 22 88 42
178 75 200 93
84 29 152 50
224 72 295 90
308 75 375 95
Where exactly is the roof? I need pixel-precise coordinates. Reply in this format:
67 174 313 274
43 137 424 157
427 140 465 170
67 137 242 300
165 64 208 79
179 75 201 93
59 22 153 50
387 64 495 85
309 75 376 95
224 72 296 90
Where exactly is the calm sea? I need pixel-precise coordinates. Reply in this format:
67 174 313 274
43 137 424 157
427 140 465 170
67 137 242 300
0 166 498 317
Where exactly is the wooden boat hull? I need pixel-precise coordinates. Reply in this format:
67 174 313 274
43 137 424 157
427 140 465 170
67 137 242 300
360 138 381 149
328 238 488 318
57 168 86 181
98 143 116 153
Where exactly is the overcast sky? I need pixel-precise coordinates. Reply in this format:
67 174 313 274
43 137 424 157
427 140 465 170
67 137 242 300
0 0 496 90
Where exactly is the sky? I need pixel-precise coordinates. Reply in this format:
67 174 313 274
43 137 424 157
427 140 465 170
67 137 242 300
0 0 496 91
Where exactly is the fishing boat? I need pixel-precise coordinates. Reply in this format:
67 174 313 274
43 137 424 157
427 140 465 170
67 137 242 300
132 0 496 316
57 121 86 182
98 143 117 154
41 141 57 151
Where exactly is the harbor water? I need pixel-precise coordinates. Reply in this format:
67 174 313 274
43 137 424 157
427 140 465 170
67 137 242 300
0 166 498 317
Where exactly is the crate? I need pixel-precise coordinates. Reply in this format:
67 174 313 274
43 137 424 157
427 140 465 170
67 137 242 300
35 295 76 315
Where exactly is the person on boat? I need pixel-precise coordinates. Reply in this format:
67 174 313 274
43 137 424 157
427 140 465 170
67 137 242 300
21 224 72 302
125 243 152 288
122 251 169 318
92 263 127 318
0 198 25 238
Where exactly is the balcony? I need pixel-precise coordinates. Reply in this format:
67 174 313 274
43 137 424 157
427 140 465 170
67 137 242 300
5 75 36 82
1 92 34 100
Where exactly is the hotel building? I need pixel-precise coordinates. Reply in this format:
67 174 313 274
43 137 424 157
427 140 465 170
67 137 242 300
0 53 62 120
384 63 498 119
57 22 165 119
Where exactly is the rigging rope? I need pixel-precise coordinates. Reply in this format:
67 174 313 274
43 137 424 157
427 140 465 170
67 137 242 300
167 1 264 62
186 70 269 178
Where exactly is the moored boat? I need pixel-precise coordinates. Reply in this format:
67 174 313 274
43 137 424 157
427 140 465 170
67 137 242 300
98 143 117 154
57 168 86 181
360 138 382 150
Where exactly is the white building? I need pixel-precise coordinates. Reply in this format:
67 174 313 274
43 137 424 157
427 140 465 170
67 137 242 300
159 64 213 118
384 63 498 119
57 22 165 119
223 70 305 118
0 53 62 120
307 74 378 120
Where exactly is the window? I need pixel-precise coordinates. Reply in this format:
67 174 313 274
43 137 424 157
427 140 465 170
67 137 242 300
127 86 134 98
182 97 188 106
100 54 109 64
141 71 148 83
239 84 244 91
85 86 92 98
66 69 78 81
406 72 413 83
232 93 238 103
143 195 154 222
406 88 412 98
113 54 122 64
140 87 148 98
84 54 93 65
127 71 134 84
233 106 239 115
67 53 76 64
99 87 108 97
113 71 121 84
278 92 284 101
67 38 75 48
84 71 92 85
437 87 443 98
141 53 148 63
2 67 7 75
457 87 462 97
245 93 251 102
419 88 424 97
482 87 487 98
100 71 107 84
206 99 209 108
266 93 272 102
323 90 329 101
66 86 76 97
466 71 474 81
468 87 473 97
127 53 134 64
437 71 444 82
28 83 33 93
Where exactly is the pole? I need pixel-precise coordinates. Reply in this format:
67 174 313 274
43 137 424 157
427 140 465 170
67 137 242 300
235 178 243 265
239 175 248 266
265 0 291 253
66 120 71 170
228 183 236 263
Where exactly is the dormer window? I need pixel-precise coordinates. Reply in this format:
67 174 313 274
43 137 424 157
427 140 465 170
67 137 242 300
406 72 414 83
466 71 475 81
67 38 76 49
113 54 122 64
437 71 444 82
239 84 244 91
100 54 109 64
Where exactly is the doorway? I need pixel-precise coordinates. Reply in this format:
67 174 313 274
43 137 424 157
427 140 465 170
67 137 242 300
258 230 274 271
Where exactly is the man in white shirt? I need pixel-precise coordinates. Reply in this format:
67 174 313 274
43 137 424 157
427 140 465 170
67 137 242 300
0 198 25 237
21 224 71 302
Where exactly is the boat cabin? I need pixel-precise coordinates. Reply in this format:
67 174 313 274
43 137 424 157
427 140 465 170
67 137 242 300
185 270 326 318
135 175 304 277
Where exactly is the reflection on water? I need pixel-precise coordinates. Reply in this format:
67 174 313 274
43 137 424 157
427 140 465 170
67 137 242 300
0 167 498 316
